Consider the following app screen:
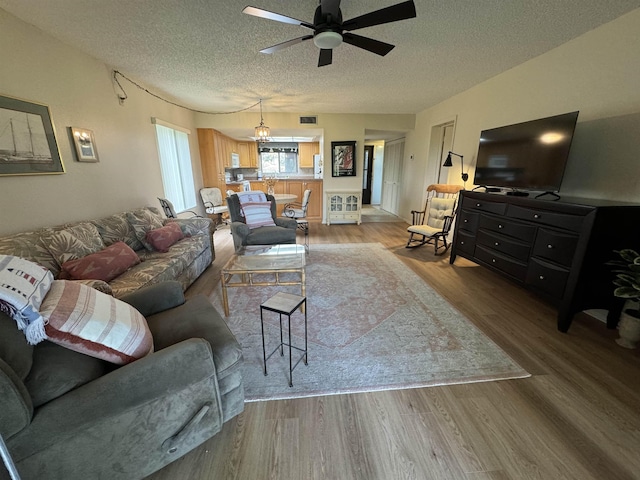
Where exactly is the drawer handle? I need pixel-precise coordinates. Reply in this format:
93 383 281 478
534 214 541 219
464 219 468 223
476 203 481 207
539 275 545 280
460 241 465 245
494 242 500 246
498 224 503 229
492 258 496 263
547 244 554 249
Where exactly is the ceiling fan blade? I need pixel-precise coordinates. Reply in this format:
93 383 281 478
342 33 395 56
243 6 314 29
320 0 341 19
260 35 313 54
318 49 333 67
342 0 416 31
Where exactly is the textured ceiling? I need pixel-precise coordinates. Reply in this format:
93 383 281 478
2 0 639 115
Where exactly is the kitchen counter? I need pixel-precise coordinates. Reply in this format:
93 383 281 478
226 176 320 185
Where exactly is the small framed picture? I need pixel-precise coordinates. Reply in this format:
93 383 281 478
331 141 356 177
70 127 99 162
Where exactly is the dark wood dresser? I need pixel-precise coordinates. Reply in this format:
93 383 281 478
449 191 640 332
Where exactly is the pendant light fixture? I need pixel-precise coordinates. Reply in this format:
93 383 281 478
254 99 270 141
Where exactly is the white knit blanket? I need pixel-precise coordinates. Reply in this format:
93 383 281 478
236 191 267 205
0 255 53 344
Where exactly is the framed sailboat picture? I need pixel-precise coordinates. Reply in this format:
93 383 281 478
0 94 65 176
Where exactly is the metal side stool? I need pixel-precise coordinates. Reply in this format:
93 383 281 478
296 219 309 253
260 292 308 387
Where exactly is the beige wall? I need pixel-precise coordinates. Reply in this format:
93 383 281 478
196 112 414 193
3 5 639 236
196 112 414 218
0 9 202 236
402 8 640 222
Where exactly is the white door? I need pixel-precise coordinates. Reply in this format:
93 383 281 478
381 139 404 215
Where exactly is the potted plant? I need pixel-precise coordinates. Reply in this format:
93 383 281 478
608 249 640 348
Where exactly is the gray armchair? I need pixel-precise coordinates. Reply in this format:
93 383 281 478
226 193 297 251
0 281 243 480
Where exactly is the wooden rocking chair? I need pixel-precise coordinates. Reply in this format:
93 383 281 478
406 184 464 254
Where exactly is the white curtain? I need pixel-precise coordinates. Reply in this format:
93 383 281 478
155 125 196 212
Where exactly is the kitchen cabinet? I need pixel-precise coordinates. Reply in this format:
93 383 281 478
237 141 258 168
286 180 323 220
299 142 319 168
197 128 226 188
199 128 248 188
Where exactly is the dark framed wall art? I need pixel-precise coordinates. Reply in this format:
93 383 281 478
331 141 356 177
0 94 64 176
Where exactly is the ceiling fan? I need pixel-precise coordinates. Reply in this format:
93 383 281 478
242 0 417 67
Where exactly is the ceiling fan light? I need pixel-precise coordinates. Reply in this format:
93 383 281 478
314 31 342 49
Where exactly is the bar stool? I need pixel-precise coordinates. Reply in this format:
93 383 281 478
260 292 308 387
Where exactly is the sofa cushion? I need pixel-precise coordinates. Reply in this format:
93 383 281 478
245 225 297 246
60 241 141 282
0 228 61 277
145 222 184 252
0 356 33 438
44 222 106 267
241 201 276 229
24 341 113 407
146 295 243 380
39 280 154 365
0 313 33 381
92 212 144 251
126 208 165 251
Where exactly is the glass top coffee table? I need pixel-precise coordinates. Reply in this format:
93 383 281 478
220 244 306 316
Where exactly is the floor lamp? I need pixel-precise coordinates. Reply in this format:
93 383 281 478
0 434 21 480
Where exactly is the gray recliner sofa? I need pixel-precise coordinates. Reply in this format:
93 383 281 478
227 193 297 251
0 281 243 480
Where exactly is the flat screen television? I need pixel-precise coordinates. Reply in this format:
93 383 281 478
473 111 579 192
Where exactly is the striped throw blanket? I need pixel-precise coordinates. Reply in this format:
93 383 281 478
0 255 53 344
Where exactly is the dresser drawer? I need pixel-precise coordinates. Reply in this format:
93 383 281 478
526 258 570 299
458 209 479 233
507 205 584 232
462 197 507 215
532 228 579 267
475 245 527 281
478 214 536 242
477 230 531 261
455 230 476 256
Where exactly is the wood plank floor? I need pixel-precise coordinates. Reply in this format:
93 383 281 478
148 216 640 480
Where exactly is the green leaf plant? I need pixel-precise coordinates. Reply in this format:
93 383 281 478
607 249 640 319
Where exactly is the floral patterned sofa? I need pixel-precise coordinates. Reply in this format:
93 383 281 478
0 207 214 298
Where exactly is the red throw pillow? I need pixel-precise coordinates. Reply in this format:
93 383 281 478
61 242 141 283
145 222 184 252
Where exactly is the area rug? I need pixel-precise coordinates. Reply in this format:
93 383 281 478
211 243 529 401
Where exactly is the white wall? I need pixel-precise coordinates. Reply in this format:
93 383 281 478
0 9 202 236
402 8 640 221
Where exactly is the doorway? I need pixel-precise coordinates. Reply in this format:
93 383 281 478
362 145 374 204
381 138 405 215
